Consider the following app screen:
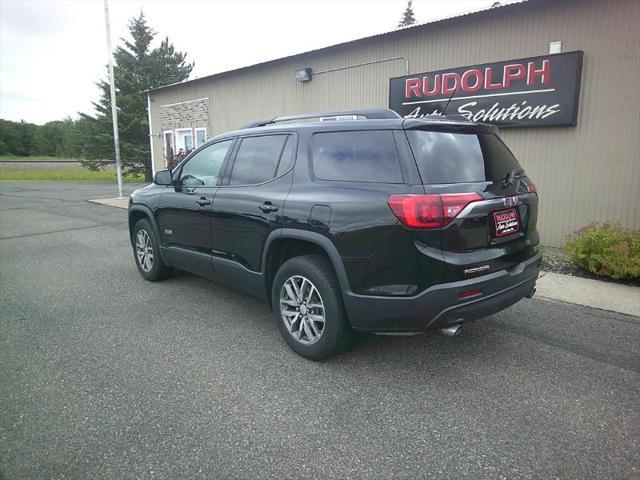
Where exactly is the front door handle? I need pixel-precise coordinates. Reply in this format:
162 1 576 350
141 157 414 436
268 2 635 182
196 197 212 206
259 202 279 213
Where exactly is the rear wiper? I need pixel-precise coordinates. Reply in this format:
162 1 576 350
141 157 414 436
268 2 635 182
503 168 524 187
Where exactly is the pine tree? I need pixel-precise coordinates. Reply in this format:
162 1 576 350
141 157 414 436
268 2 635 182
398 0 416 27
81 12 193 180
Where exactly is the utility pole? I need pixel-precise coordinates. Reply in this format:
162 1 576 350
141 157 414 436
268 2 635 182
103 0 123 198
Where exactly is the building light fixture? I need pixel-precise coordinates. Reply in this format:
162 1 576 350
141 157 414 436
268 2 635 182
295 68 313 82
549 41 562 54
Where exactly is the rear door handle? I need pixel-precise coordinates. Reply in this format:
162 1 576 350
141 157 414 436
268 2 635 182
196 197 212 206
259 202 279 213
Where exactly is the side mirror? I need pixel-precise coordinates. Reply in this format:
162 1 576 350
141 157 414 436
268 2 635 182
153 170 172 186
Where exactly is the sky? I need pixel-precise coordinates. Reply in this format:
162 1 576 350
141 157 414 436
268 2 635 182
0 0 514 125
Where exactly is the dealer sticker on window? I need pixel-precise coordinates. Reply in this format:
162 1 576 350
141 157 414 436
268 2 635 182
493 208 520 237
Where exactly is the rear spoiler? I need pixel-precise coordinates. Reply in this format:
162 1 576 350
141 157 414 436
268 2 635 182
403 117 498 134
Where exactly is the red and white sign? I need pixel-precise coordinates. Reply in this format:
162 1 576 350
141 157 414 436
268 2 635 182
493 209 520 237
389 51 583 128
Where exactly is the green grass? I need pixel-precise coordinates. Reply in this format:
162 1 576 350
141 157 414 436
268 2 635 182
0 166 145 182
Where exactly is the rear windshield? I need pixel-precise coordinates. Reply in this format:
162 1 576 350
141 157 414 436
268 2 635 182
406 131 522 184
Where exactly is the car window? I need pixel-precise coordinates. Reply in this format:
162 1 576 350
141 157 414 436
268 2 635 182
406 131 522 184
229 135 288 185
312 130 403 183
179 140 233 187
275 136 296 176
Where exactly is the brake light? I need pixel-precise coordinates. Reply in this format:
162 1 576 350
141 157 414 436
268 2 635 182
526 182 537 195
388 193 483 229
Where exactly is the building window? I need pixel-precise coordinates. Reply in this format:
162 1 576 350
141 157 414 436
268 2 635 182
175 128 193 155
163 131 174 167
195 128 207 148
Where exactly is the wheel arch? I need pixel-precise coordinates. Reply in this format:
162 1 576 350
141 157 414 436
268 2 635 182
262 229 352 304
128 205 168 263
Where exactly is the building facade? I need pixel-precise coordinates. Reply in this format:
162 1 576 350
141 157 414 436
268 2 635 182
146 0 640 247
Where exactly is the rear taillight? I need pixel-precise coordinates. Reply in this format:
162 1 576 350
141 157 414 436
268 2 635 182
388 193 483 229
526 182 537 195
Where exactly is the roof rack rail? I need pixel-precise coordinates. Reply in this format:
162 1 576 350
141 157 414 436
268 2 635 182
242 108 401 129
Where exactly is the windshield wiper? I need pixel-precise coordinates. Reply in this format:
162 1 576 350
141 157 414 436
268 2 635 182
503 168 524 187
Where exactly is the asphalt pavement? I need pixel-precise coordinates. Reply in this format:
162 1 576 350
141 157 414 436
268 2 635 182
1 182 639 480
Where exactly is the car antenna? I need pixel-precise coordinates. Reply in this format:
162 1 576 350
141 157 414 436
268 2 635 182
441 87 457 116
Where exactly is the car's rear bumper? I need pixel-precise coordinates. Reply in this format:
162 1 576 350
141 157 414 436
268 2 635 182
343 252 541 333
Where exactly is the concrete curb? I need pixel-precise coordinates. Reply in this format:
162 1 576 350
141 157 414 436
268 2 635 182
88 197 129 209
536 271 640 317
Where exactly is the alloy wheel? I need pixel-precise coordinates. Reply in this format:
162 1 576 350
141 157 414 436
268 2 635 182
135 229 154 272
279 275 326 345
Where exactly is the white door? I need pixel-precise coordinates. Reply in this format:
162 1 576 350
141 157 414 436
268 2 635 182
175 129 193 154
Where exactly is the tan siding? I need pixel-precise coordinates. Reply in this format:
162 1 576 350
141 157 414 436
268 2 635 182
149 0 640 246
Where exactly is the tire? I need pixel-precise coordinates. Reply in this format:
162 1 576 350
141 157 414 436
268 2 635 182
132 218 173 281
271 254 352 360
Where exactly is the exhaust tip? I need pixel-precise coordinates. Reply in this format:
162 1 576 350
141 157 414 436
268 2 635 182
440 324 463 337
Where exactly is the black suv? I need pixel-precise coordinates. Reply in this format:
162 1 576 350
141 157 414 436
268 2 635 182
129 109 540 360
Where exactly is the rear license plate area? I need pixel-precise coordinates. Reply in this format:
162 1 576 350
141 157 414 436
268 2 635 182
493 208 520 237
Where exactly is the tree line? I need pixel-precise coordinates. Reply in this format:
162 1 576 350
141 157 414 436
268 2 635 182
0 117 88 158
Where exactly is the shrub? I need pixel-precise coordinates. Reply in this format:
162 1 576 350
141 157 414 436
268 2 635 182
564 223 640 279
